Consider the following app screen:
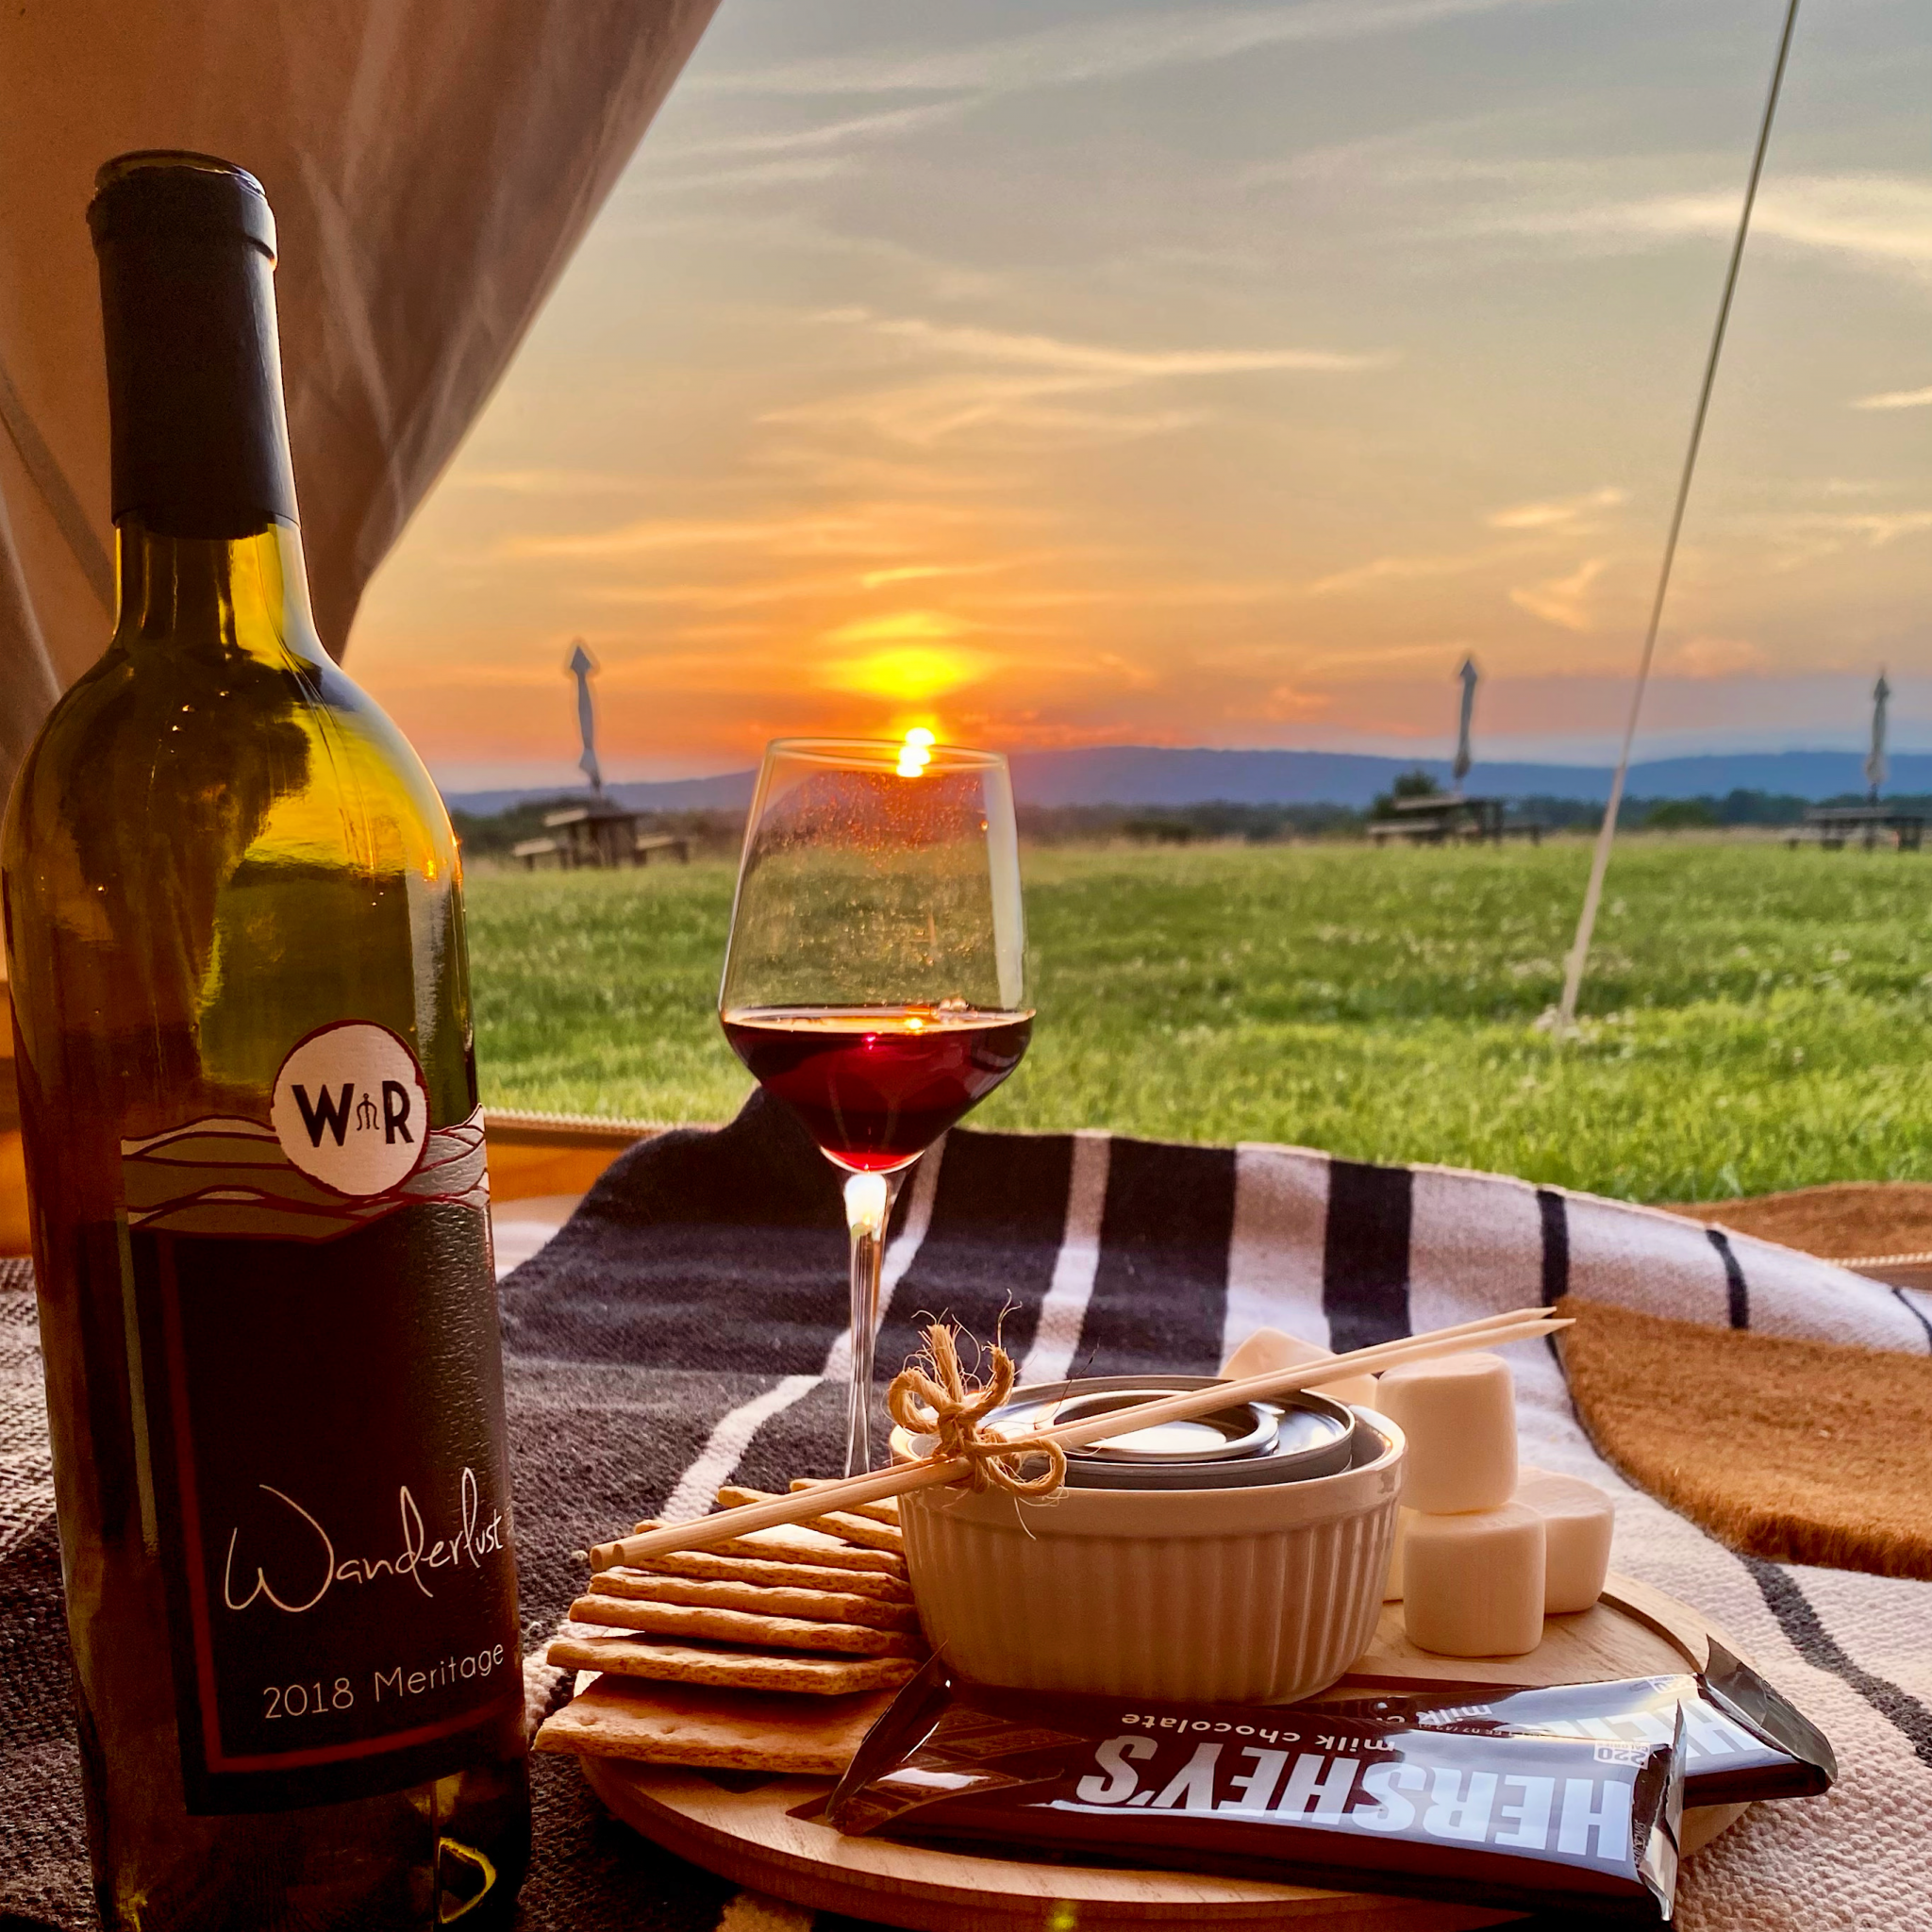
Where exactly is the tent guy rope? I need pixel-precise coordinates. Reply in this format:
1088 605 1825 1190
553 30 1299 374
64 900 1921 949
1556 0 1804 1031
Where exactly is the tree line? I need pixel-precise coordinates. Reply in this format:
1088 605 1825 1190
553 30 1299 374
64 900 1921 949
448 781 1905 856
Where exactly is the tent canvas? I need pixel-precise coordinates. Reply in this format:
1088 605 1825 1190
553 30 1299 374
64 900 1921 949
0 0 720 798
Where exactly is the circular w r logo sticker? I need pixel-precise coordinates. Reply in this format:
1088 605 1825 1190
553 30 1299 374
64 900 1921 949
270 1023 430 1197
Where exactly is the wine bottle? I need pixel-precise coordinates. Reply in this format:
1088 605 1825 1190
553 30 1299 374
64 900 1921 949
1 153 528 1928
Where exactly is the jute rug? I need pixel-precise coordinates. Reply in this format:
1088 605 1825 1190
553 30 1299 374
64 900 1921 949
1560 1298 1932 1580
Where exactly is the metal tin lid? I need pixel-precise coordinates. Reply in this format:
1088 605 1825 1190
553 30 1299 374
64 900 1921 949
988 1374 1361 1491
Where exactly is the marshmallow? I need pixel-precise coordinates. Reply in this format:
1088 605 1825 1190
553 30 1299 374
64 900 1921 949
1219 1325 1381 1411
1372 1351 1517 1514
1515 1469 1615 1615
1382 1505 1417 1602
1402 1503 1546 1657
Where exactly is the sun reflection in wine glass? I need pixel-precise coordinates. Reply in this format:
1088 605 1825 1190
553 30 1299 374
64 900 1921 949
895 726 936 778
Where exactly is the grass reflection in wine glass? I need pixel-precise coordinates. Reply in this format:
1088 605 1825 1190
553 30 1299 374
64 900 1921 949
720 736 1031 1474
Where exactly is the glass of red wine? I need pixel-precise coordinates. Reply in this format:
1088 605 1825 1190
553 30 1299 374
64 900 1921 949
720 736 1031 1474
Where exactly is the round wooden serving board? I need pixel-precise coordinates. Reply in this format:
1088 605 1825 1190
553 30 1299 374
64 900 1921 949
582 1574 1752 1931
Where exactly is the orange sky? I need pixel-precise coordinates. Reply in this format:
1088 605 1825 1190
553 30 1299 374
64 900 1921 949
348 0 1932 789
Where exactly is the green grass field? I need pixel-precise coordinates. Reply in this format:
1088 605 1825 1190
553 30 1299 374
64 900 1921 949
464 839 1932 1204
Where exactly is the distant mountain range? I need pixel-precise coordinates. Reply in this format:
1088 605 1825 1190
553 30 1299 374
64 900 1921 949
445 745 1925 818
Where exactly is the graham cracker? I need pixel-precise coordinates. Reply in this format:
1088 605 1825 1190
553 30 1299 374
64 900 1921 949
630 1517 906 1577
789 1478 901 1526
535 1673 896 1773
586 1568 922 1633
603 1550 911 1603
546 1628 920 1696
569 1593 925 1657
716 1486 904 1555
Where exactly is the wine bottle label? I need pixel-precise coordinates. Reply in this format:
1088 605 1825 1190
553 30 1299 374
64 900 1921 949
121 1025 521 1815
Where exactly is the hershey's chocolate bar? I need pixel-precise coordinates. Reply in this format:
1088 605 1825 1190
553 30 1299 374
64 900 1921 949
826 1659 1682 1923
1309 1642 1834 1808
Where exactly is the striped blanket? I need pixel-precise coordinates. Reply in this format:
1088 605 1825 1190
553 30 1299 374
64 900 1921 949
4 1091 1929 1928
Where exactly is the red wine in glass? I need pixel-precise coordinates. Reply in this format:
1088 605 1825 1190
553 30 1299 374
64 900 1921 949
723 1005 1033 1172
719 736 1029 1474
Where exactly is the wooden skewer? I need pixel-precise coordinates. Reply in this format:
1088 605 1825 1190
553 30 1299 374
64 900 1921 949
590 1309 1567 1570
587 1307 1570 1570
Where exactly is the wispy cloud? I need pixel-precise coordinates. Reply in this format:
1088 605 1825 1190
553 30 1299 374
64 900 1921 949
822 308 1387 378
1309 548 1505 596
1771 509 1932 556
653 102 967 163
694 0 1561 101
451 468 643 496
655 622 773 646
1485 174 1932 284
508 508 967 562
572 554 1064 610
1508 557 1607 630
1853 383 1932 410
1287 640 1479 680
579 572 870 609
355 664 561 692
634 103 982 196
1239 107 1590 192
1487 486 1626 531
771 309 1388 451
821 609 975 646
747 441 1013 499
1727 175 1932 282
859 560 999 590
1662 635 1766 679
1259 684 1332 721
641 157 858 196
764 378 1208 450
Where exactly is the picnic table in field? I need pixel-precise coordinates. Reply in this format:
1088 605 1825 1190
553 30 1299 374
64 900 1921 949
1366 793 1543 845
512 799 692 870
1788 804 1926 852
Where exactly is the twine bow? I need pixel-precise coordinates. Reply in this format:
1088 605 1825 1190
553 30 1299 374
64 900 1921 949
887 1322 1067 1498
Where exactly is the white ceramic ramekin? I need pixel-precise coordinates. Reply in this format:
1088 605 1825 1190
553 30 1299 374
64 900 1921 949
892 1409 1405 1704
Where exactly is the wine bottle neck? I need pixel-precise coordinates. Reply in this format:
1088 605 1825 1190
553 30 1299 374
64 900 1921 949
91 154 300 541
114 517 324 666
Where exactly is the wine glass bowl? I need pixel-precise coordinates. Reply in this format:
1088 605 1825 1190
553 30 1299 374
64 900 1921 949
720 738 1030 1471
720 1005 1033 1174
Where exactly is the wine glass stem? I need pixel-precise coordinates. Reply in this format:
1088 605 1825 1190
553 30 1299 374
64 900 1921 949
842 1167 904 1476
